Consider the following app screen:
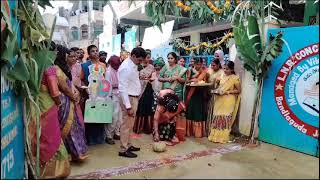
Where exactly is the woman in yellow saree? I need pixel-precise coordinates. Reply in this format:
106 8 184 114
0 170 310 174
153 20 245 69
206 59 224 134
208 61 241 143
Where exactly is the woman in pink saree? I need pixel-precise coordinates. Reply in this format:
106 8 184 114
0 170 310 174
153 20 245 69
29 64 70 178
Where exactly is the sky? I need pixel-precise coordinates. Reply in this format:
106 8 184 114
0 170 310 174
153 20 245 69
39 1 74 15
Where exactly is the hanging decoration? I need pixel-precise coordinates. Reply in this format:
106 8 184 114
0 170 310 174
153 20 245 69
175 1 191 12
142 0 239 32
206 0 232 14
172 32 234 55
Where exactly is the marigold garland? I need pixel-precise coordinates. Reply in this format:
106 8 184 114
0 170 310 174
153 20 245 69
176 32 234 51
175 1 191 12
174 0 241 14
206 0 232 14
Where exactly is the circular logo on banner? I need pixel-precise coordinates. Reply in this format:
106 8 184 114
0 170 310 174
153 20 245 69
274 43 319 139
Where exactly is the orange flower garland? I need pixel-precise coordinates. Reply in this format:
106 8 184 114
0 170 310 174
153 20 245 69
174 0 241 14
206 0 234 14
181 32 234 52
175 1 191 12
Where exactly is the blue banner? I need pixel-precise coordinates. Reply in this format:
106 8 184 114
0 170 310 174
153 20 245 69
259 26 319 156
125 30 136 52
1 0 25 179
112 34 121 56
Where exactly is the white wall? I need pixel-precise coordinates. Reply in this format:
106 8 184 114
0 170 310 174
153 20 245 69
99 3 116 57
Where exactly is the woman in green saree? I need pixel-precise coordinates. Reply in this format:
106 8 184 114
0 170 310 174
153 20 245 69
158 52 187 100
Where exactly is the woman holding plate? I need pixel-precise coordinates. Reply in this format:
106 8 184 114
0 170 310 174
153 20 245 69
206 58 224 134
208 61 241 143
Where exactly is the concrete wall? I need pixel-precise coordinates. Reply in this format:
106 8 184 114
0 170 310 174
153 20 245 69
172 22 231 44
69 39 92 49
99 4 116 56
69 11 103 28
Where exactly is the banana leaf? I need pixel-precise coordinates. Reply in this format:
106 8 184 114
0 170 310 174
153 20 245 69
247 16 262 57
6 53 30 82
233 25 259 65
261 31 284 65
29 50 56 95
26 57 39 96
37 0 53 9
1 32 18 65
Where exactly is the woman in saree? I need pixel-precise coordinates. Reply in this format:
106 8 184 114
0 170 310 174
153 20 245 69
206 59 224 134
153 89 185 145
29 65 70 177
208 61 241 143
134 51 155 134
54 45 88 161
158 52 187 100
185 58 209 138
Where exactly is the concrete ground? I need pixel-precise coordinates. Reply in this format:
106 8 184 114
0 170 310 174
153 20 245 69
70 134 319 179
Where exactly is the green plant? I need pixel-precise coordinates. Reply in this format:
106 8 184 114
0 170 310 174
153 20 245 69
1 0 56 178
144 0 177 32
232 0 284 143
143 0 237 32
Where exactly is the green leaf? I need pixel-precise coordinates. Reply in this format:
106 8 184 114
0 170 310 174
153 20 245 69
28 50 56 95
37 0 53 9
7 54 30 82
22 38 28 51
13 8 27 22
26 57 39 95
199 7 204 18
1 33 18 65
30 27 46 43
247 16 262 57
261 32 284 63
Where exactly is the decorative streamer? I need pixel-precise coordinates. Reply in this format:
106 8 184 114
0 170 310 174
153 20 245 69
69 144 242 179
173 32 234 52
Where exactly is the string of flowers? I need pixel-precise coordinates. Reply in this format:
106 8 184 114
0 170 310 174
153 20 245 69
175 1 191 12
206 0 231 14
174 0 240 14
174 32 234 51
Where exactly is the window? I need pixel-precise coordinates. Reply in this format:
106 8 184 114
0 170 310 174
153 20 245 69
93 2 100 11
80 24 89 39
70 26 79 40
93 25 103 38
178 36 190 56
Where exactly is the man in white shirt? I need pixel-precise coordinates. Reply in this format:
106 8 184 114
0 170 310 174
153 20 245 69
118 47 147 158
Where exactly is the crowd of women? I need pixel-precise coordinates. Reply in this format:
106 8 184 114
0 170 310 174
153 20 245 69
30 41 241 178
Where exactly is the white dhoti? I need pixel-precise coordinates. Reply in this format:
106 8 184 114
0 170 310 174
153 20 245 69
105 91 122 139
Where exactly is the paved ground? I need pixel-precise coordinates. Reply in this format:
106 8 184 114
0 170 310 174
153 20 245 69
69 134 319 179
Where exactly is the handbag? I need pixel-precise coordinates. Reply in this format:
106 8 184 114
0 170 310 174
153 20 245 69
84 99 113 123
